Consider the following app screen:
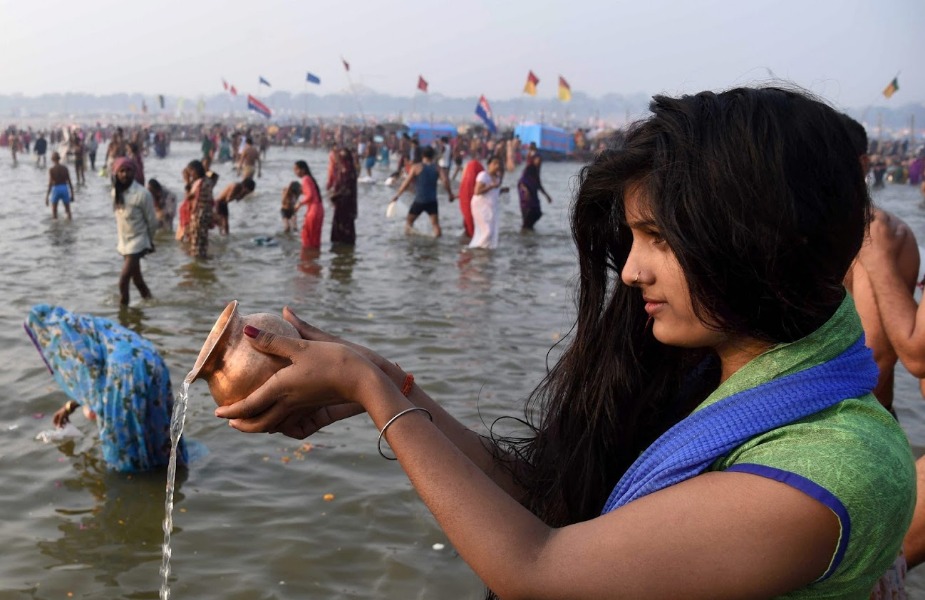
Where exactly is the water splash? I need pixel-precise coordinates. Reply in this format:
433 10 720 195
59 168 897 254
159 376 191 600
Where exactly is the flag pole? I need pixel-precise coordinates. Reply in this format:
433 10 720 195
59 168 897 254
342 58 366 124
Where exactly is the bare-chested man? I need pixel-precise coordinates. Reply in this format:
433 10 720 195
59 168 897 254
45 152 75 220
213 178 255 235
238 137 261 180
841 116 924 581
71 135 86 186
859 207 925 571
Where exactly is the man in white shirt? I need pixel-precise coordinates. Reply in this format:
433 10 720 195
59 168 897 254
111 157 157 306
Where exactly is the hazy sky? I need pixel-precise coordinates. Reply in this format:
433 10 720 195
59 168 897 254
1 0 922 109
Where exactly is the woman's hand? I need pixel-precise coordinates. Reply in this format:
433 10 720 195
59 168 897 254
214 327 379 437
280 307 406 385
52 405 71 428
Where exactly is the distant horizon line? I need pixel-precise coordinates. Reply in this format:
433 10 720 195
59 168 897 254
1 89 920 109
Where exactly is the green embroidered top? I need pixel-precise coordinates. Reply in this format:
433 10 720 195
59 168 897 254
703 297 916 599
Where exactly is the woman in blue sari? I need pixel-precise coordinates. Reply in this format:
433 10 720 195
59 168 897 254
25 304 186 473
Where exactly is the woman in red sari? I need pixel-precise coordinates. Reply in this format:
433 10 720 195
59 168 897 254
458 159 484 238
294 160 323 250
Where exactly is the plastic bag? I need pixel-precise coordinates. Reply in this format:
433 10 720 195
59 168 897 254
386 200 405 219
35 423 82 443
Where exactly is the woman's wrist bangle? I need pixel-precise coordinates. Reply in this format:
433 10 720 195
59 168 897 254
65 400 78 413
377 407 433 461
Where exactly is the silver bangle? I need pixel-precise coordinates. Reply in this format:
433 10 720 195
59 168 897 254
377 407 433 460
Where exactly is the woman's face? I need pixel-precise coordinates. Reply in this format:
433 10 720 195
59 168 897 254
293 164 301 176
620 184 724 350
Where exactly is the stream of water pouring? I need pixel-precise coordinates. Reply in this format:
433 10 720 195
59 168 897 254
159 376 191 600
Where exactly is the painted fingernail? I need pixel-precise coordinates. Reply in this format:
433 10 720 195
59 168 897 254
243 325 260 338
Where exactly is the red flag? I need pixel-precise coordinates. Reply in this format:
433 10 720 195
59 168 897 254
230 85 238 97
342 58 350 72
417 76 428 93
222 79 229 91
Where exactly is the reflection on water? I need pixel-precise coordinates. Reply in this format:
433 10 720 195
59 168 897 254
297 246 323 277
176 259 218 289
46 220 78 249
37 445 188 592
328 244 358 284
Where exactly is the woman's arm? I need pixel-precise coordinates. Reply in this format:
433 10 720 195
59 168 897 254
278 308 523 496
217 328 840 600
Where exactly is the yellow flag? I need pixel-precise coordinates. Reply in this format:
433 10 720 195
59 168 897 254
523 70 539 96
558 76 572 102
882 77 899 99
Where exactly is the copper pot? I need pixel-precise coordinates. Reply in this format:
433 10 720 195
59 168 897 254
187 300 300 407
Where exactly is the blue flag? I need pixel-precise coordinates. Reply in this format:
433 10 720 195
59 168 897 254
475 95 497 134
306 72 321 85
259 76 271 87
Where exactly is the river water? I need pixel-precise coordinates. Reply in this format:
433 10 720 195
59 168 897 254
2 141 924 599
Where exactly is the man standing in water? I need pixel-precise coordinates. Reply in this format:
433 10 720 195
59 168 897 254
389 145 454 237
45 152 74 220
111 157 156 307
238 137 261 180
34 132 47 168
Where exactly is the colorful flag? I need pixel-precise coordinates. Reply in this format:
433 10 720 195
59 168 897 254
247 94 272 119
883 77 899 99
177 97 186 112
222 78 229 91
230 85 238 97
259 76 271 87
196 98 205 114
158 94 165 109
306 72 321 84
523 70 539 96
558 76 571 102
475 95 497 134
417 75 428 93
342 57 350 72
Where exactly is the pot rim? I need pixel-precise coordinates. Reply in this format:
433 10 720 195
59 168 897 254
186 300 238 384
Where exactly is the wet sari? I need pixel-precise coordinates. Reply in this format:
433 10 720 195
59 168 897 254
25 305 187 473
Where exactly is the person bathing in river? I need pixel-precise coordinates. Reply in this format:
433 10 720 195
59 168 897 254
389 145 454 238
45 151 74 220
213 178 256 235
25 305 187 472
518 153 553 231
217 87 915 598
281 181 301 233
294 160 323 250
111 157 156 306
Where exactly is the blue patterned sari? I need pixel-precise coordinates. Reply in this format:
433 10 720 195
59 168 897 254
25 305 187 472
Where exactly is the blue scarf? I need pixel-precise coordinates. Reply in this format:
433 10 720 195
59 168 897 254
601 336 878 513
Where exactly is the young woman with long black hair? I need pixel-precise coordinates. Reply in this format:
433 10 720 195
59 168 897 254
216 87 915 598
